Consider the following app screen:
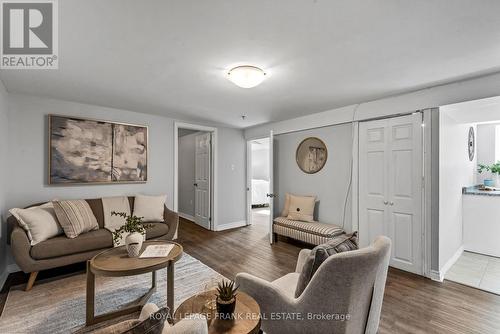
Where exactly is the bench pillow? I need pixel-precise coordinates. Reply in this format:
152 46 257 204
295 232 359 297
53 200 99 238
286 194 316 222
9 202 63 245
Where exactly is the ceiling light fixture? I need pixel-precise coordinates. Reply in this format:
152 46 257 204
227 65 266 88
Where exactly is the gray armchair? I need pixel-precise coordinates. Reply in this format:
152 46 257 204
235 236 391 334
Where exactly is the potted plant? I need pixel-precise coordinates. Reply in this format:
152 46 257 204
478 162 500 187
216 280 238 319
111 211 151 257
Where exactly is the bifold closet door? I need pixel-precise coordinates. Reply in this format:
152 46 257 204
359 113 423 275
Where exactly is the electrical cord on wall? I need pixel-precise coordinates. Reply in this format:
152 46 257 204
341 103 360 230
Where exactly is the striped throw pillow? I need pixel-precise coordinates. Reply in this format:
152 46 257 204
53 200 99 238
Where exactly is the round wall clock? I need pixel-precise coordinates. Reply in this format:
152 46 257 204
468 126 475 161
296 137 328 174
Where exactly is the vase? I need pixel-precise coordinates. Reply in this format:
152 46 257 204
216 297 236 320
125 232 143 257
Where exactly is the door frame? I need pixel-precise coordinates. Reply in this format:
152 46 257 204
174 122 218 231
355 111 432 278
246 136 271 227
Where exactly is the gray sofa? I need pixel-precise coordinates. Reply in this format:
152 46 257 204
7 196 179 291
236 236 391 334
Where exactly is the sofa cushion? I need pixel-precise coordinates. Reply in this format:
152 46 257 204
145 223 169 239
30 229 113 260
53 200 99 238
294 232 359 297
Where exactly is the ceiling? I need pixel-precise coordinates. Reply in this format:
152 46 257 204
442 96 500 124
2 0 500 128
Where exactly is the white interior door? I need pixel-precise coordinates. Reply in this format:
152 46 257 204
268 131 274 244
359 113 423 274
195 133 211 230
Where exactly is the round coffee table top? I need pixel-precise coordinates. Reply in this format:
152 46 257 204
90 240 183 277
174 289 261 334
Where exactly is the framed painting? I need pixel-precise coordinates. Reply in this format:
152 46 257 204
48 115 148 184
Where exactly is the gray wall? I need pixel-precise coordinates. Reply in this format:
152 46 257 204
274 123 353 231
0 81 8 282
178 132 197 217
217 127 247 226
4 94 247 269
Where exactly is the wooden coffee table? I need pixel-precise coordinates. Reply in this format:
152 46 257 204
86 240 183 326
174 290 261 334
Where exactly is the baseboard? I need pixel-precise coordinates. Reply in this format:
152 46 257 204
7 263 20 273
178 212 195 222
433 245 464 282
216 220 247 231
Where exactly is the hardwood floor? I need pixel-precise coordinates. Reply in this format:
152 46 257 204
178 213 500 334
2 212 500 333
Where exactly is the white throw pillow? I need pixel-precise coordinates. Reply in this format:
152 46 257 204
134 195 166 222
286 194 316 222
9 202 63 245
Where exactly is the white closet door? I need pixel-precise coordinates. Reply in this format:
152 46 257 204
194 133 211 230
359 114 423 274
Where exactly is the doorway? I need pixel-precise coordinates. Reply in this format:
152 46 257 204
246 137 271 226
174 123 217 231
358 113 424 275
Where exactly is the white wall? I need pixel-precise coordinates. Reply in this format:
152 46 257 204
251 144 269 181
0 81 9 285
5 94 247 268
274 123 353 231
476 123 499 183
245 71 500 139
178 132 197 218
438 110 476 272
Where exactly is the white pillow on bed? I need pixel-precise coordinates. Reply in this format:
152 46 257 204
9 202 63 245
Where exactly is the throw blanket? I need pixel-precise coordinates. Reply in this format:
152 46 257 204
102 196 131 247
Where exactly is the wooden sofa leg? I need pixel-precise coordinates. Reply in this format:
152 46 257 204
25 271 39 291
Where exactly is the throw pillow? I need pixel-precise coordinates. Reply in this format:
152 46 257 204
286 194 316 222
281 193 291 217
9 202 63 245
124 307 169 334
53 200 99 238
295 232 359 297
133 195 166 223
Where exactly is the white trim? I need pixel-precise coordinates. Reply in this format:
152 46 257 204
351 121 359 232
178 212 195 222
422 109 435 278
246 140 252 226
174 122 218 231
216 220 247 231
431 246 464 282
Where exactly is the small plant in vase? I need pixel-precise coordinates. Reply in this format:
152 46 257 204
216 280 239 319
111 211 151 257
478 162 500 187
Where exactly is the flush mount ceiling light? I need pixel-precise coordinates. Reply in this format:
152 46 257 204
227 65 266 88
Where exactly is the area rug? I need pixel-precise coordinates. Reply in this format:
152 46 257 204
0 253 225 334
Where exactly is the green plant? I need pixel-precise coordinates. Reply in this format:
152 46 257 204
111 211 151 244
216 279 239 302
478 162 500 175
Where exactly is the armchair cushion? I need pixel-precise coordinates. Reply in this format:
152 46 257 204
295 232 358 297
272 273 300 298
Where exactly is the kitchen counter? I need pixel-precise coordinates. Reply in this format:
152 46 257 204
462 185 500 196
463 189 500 257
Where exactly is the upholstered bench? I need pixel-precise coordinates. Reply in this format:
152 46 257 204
273 217 344 245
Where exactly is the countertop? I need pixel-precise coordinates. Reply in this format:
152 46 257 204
462 185 500 197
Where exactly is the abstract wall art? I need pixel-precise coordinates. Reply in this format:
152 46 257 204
49 115 148 184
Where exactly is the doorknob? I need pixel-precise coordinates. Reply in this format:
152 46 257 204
383 201 388 205
193 183 198 187
267 193 278 198
389 201 394 206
